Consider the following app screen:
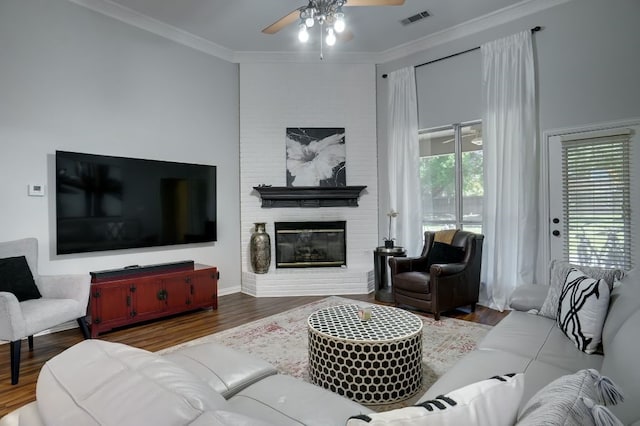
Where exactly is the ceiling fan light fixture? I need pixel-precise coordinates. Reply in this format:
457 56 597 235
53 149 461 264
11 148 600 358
333 12 345 33
326 27 336 46
298 24 309 42
300 7 315 27
305 16 315 27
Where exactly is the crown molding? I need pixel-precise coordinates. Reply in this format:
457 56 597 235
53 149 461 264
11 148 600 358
67 0 235 62
376 0 573 64
232 50 378 64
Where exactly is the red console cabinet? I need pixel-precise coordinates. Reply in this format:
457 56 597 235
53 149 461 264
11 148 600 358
89 264 218 337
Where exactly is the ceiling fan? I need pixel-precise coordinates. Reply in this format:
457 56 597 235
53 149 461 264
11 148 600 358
262 0 405 48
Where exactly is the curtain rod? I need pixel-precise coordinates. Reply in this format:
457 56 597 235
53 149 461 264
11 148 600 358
381 26 542 79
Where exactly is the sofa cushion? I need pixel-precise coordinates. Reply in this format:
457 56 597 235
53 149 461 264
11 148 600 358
517 369 624 426
0 256 41 302
557 268 610 354
600 308 640 425
162 342 278 398
227 374 373 425
0 401 45 426
535 326 604 372
188 410 276 426
347 374 524 426
477 310 555 359
509 284 549 312
539 260 623 319
601 268 640 350
420 349 532 402
36 340 228 426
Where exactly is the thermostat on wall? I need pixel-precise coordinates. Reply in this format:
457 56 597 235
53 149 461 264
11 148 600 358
28 184 45 197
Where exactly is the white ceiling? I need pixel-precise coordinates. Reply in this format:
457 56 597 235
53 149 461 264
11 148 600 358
97 0 528 55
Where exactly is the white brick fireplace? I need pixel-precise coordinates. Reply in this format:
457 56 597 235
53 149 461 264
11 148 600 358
239 62 378 296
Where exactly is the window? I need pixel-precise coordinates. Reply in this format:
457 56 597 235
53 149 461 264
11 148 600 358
419 121 483 234
562 130 632 269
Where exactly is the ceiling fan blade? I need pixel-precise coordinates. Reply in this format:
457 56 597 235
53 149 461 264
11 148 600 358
262 7 303 34
345 0 405 6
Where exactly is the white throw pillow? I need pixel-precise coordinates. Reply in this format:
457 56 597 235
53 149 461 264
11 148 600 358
347 373 524 426
557 268 610 354
539 260 622 319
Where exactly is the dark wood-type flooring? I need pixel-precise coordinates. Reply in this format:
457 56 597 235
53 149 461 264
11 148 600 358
0 292 508 418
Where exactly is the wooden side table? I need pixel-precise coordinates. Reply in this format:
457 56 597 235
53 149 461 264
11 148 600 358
373 246 406 303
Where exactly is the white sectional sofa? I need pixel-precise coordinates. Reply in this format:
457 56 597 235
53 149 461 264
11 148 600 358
2 269 639 425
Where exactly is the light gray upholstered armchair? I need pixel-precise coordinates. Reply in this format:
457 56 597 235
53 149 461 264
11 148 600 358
0 238 91 384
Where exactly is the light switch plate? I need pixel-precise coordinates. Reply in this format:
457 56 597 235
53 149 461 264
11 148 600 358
28 184 45 197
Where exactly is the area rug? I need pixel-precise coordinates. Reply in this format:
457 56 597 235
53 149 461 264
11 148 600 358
159 296 492 411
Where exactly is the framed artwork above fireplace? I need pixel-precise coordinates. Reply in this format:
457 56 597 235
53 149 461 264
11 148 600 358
285 127 346 187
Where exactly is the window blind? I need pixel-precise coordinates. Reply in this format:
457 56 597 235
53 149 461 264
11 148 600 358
561 132 632 269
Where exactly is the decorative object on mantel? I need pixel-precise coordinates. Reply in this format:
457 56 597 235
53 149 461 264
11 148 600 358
286 128 346 187
384 209 399 248
253 185 366 208
250 222 271 274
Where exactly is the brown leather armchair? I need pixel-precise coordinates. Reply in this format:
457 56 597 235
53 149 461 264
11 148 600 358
389 231 484 320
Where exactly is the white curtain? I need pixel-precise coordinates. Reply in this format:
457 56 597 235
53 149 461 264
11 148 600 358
387 67 422 256
480 31 538 311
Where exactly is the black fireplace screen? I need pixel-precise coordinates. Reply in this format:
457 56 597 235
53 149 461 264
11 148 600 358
275 221 346 268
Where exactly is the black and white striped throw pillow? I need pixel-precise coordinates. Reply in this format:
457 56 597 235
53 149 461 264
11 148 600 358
347 373 524 426
557 268 611 354
517 369 624 426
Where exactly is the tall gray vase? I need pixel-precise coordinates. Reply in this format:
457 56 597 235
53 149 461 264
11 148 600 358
250 222 271 274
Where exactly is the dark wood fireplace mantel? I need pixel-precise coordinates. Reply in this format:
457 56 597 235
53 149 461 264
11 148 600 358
253 186 367 208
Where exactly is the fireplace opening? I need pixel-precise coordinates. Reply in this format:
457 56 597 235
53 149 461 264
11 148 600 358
275 221 346 268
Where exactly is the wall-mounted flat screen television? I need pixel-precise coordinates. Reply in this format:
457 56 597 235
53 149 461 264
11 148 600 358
55 150 216 255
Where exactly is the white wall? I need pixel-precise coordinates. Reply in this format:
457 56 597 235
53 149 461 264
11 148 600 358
377 0 640 282
0 0 241 294
239 62 378 296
